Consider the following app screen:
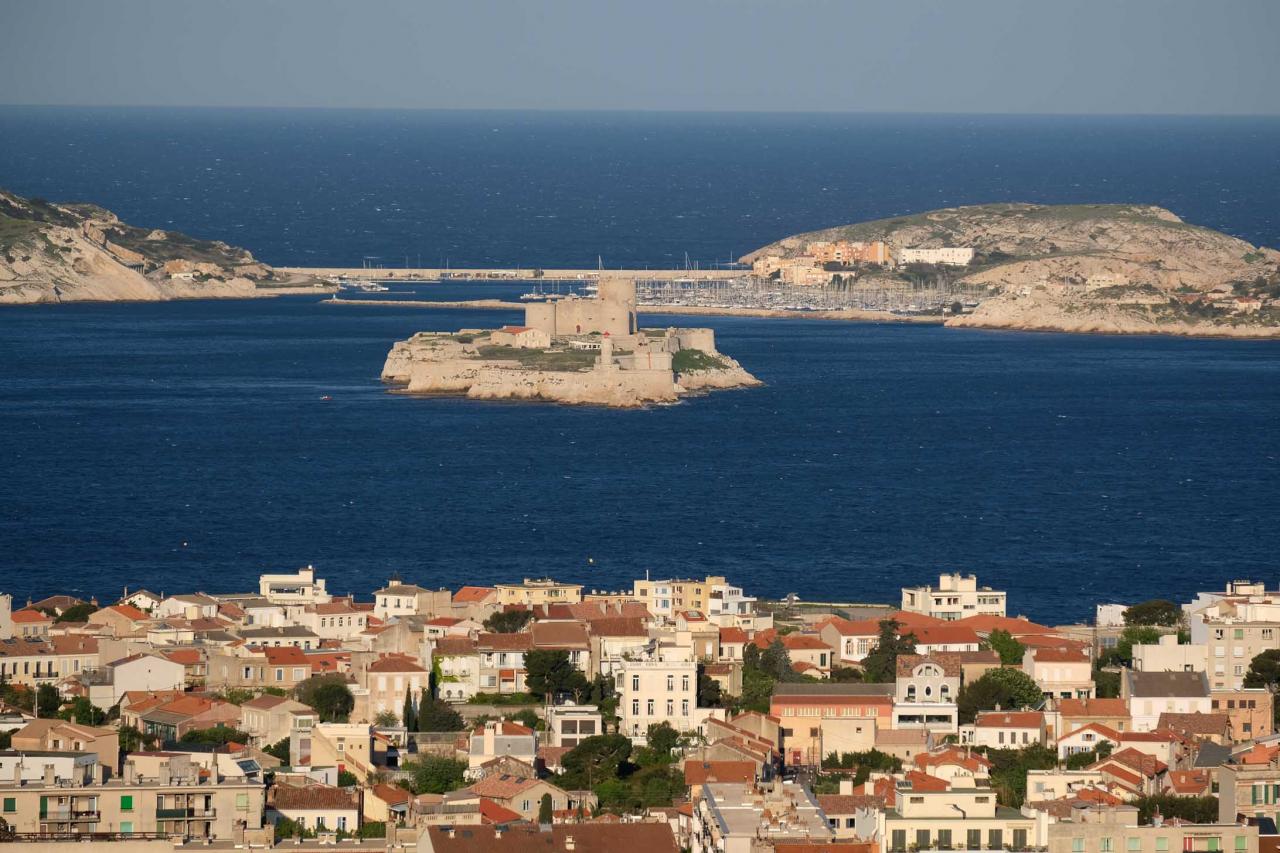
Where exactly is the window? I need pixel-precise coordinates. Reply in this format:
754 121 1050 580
1072 840 1085 853
917 830 931 849
667 700 674 715
1 798 13 814
1102 838 1114 852
337 817 347 831
892 830 907 852
236 794 249 810
1014 830 1028 850
522 800 530 812
646 699 654 715
938 830 952 848
1128 838 1142 851
968 829 982 850
988 830 1003 850
1235 629 1245 640
1235 837 1247 852
1155 839 1168 852
682 700 689 716
1207 838 1220 852
632 675 640 692
682 675 690 692
631 700 639 716
120 795 134 812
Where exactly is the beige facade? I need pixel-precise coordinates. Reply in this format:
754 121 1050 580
524 277 637 338
1219 762 1280 826
359 655 428 723
1188 595 1280 690
618 658 698 740
692 781 834 853
494 578 583 607
0 753 265 840
633 575 725 619
1132 634 1209 674
239 694 318 747
881 785 1042 852
1025 648 1095 699
10 720 119 773
901 573 1006 621
258 566 332 606
1048 805 1256 853
1211 688 1274 741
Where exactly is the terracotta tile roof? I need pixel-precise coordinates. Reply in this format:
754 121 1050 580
242 694 291 710
11 609 52 624
477 798 523 824
719 627 749 643
895 652 962 678
1119 729 1181 743
1104 747 1168 777
473 722 534 737
104 604 147 621
435 637 480 656
467 773 541 799
1168 769 1211 795
954 615 1056 635
820 617 883 637
427 616 462 626
367 654 428 673
975 711 1044 728
588 617 648 638
371 783 412 806
314 600 360 615
1061 723 1122 741
537 745 572 767
911 625 982 647
454 586 496 603
1157 712 1230 737
816 794 886 814
781 634 832 651
270 783 359 811
914 746 993 772
888 611 948 630
683 760 755 785
957 649 1002 665
477 632 534 651
1235 743 1280 765
532 621 590 648
1019 634 1090 651
50 635 98 655
1058 698 1130 718
218 602 245 619
162 649 202 665
262 647 309 666
1030 648 1089 663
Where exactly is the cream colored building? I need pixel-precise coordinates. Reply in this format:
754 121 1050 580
258 565 332 606
1132 634 1209 674
489 325 552 348
373 581 451 621
900 573 1006 621
618 658 698 741
1122 670 1211 731
892 653 960 735
358 654 429 724
10 720 120 773
692 781 834 853
1048 804 1256 853
898 247 975 266
0 752 265 839
881 784 1043 852
240 694 319 748
1025 648 1096 699
1188 594 1280 690
495 578 583 607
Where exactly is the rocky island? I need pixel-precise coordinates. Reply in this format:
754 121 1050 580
744 203 1280 337
0 188 323 304
382 278 760 407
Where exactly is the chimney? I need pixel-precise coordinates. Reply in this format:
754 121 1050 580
42 763 55 786
159 761 171 786
564 834 576 851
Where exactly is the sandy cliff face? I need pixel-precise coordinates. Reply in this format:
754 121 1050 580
676 354 763 392
0 189 321 304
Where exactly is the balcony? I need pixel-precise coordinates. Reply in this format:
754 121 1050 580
156 807 216 819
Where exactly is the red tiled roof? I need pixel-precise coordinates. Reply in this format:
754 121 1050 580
262 647 309 666
454 586 496 603
477 632 534 651
915 746 993 772
473 722 534 737
367 654 428 673
371 783 412 806
1030 648 1089 663
781 634 832 651
162 649 202 665
975 711 1044 729
478 798 523 824
683 760 755 785
105 604 148 621
435 637 480 656
954 615 1056 635
912 625 982 647
11 609 52 624
1168 770 1211 795
427 617 462 626
820 617 883 637
719 627 749 643
1061 723 1122 742
467 773 540 799
1058 698 1130 718
270 783 359 811
589 617 648 638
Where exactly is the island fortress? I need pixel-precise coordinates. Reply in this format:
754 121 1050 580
381 277 759 407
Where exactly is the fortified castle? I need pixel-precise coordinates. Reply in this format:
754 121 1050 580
381 278 757 407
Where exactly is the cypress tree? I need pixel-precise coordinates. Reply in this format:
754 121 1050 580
402 688 416 731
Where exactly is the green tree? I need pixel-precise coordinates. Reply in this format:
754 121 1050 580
1132 794 1219 824
58 696 105 726
584 674 618 720
559 734 632 790
401 688 416 731
985 744 1058 807
1094 668 1121 699
117 725 156 753
1244 649 1280 688
646 722 680 759
1065 741 1114 770
986 630 1025 665
179 727 251 746
294 674 355 723
403 756 467 794
538 793 553 825
273 816 315 841
36 684 60 717
508 708 541 730
416 695 466 732
483 610 534 633
820 748 901 786
55 603 97 623
957 668 1044 724
758 639 794 681
375 710 400 728
829 666 862 682
861 620 917 684
337 769 359 787
697 668 723 707
357 822 387 839
263 738 291 764
1123 600 1181 627
524 649 588 700
1100 626 1162 667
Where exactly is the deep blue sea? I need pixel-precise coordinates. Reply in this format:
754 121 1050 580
1 108 1279 622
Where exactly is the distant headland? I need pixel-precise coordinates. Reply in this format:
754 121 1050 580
381 278 761 408
0 188 327 304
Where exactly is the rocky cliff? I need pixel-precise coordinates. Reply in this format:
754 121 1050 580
744 203 1280 336
0 189 324 304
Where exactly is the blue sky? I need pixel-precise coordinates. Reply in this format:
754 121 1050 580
2 0 1277 114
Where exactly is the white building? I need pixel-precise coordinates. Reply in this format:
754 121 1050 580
893 653 960 735
1132 634 1209 674
258 565 332 606
618 658 698 741
900 573 1006 621
898 247 975 267
1123 670 1211 732
85 652 187 710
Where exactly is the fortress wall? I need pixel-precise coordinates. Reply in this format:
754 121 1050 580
671 328 717 352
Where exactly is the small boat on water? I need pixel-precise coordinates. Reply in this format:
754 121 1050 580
340 281 390 292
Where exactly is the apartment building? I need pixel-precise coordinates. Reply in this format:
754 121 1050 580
692 781 834 853
1025 647 1096 699
967 710 1048 749
1049 804 1256 853
893 653 960 735
240 694 318 747
494 578 583 607
819 617 884 666
9 720 120 773
900 573 1006 621
618 658 698 740
1188 593 1280 690
359 654 429 724
374 580 451 620
1219 759 1280 826
0 635 100 687
299 599 370 641
1122 670 1211 732
544 702 603 748
258 565 332 606
433 637 480 702
881 784 1042 852
770 682 895 767
83 652 186 710
0 752 265 840
632 576 728 620
475 632 532 694
467 721 537 776
1132 634 1210 674
1211 688 1274 741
